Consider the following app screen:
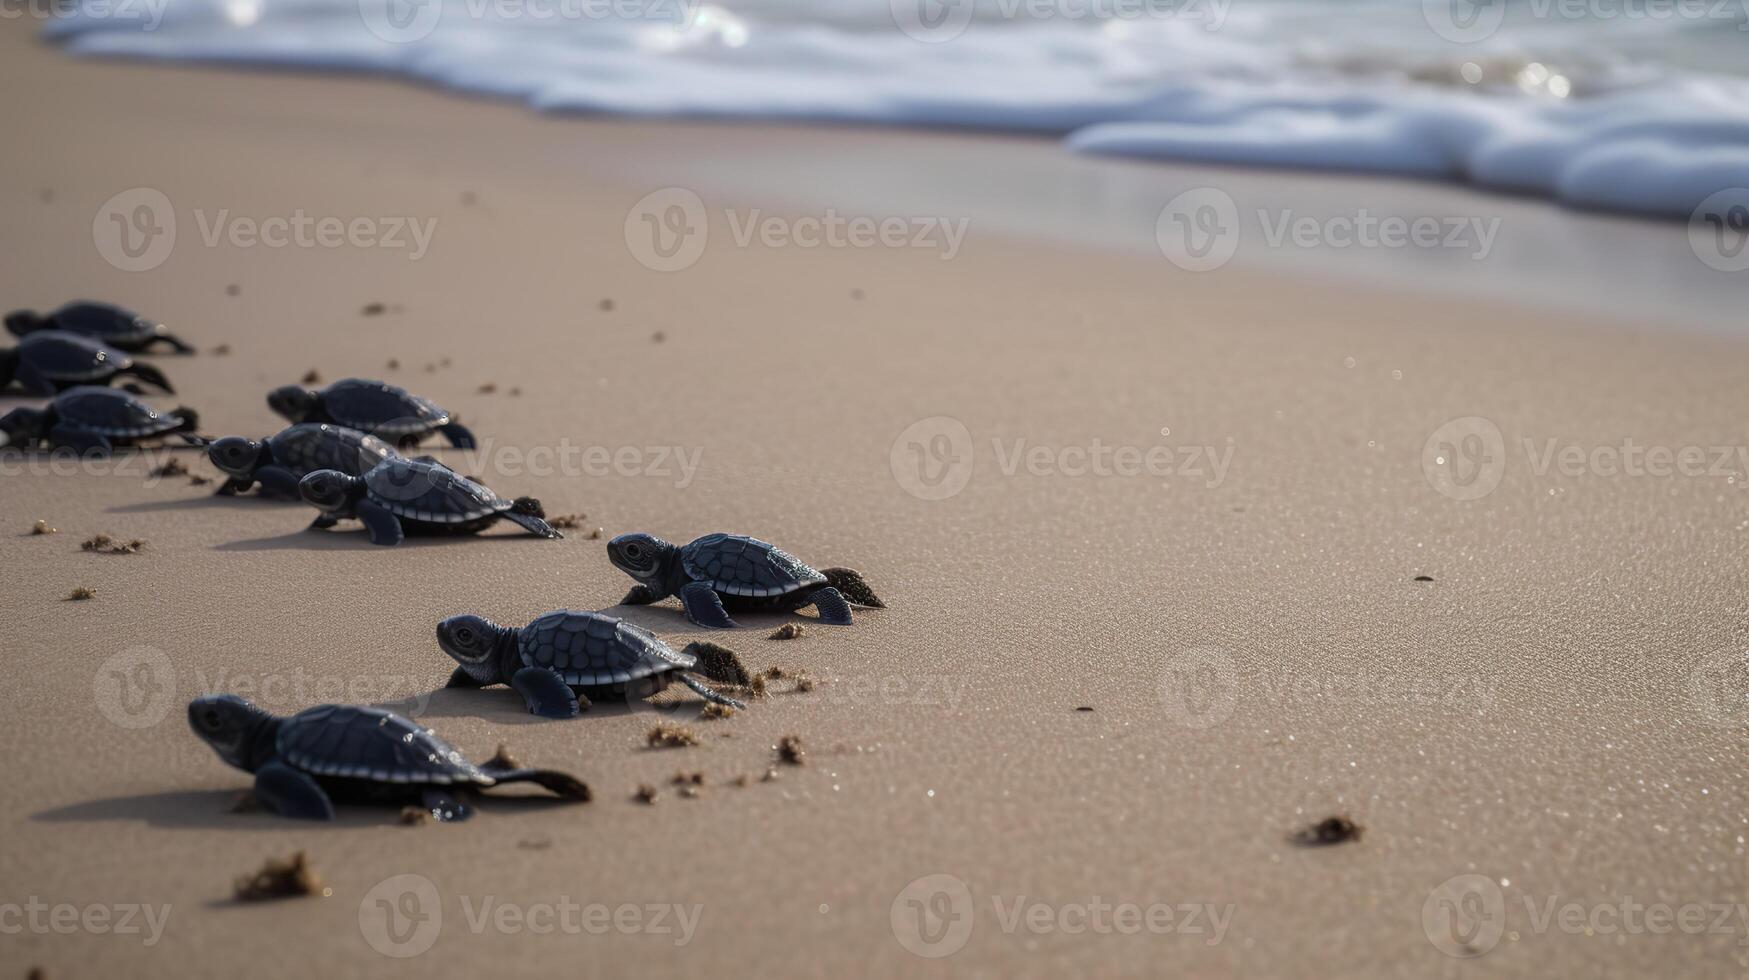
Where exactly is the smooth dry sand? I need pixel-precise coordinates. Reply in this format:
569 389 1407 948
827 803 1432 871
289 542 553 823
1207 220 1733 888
3 19 1747 980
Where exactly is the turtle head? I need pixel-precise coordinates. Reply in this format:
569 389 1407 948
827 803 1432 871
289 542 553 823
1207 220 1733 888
267 385 318 422
436 614 512 684
0 406 46 449
207 436 266 478
4 310 43 339
607 532 674 584
187 694 276 772
298 469 361 512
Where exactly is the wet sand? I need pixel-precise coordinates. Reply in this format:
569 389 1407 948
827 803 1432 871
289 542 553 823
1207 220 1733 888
2 18 1748 979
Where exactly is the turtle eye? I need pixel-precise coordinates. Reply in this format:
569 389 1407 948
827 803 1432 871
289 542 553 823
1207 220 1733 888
455 627 475 644
201 708 222 731
625 543 642 558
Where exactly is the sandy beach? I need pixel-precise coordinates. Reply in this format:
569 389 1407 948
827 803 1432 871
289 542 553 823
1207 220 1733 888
3 15 1748 978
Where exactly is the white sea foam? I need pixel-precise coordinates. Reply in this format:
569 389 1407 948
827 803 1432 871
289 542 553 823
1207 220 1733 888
40 0 1749 216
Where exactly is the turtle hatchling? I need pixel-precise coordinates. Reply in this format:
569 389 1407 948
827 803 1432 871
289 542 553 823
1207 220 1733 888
0 387 201 455
298 455 560 545
6 301 194 353
188 694 591 821
608 532 884 628
207 423 399 497
267 377 475 449
439 609 752 718
0 331 174 396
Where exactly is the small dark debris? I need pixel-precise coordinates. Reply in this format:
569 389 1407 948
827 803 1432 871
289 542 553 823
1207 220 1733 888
850 288 865 300
634 784 659 804
517 836 553 850
39 188 54 203
386 359 400 371
302 371 323 386
233 851 326 901
1413 575 1434 583
509 387 522 397
398 806 431 826
672 771 704 786
770 623 805 641
1075 706 1095 712
225 284 241 297
731 774 751 788
651 331 666 344
28 966 45 980
65 587 96 601
548 514 586 530
599 298 614 312
461 191 477 206
210 344 232 356
189 474 212 487
477 383 497 394
149 457 189 478
647 723 701 748
31 520 56 535
81 534 144 555
440 357 452 368
1292 816 1364 847
700 702 737 720
776 735 805 766
361 303 387 317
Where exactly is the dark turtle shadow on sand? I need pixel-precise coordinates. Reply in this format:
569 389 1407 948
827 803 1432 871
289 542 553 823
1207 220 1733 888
414 684 712 724
34 787 584 836
108 495 303 514
605 603 843 639
215 529 562 552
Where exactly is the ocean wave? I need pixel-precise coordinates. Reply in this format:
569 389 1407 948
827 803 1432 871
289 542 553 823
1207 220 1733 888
41 0 1749 216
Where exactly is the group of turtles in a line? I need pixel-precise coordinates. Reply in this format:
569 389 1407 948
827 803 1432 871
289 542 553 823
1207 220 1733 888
6 301 885 821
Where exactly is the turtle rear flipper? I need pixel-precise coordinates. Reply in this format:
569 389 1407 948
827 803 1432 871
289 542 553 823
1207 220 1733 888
49 424 111 456
504 497 561 539
122 361 175 394
681 640 751 686
484 767 592 803
5 311 43 338
807 586 854 626
679 672 746 710
820 567 884 608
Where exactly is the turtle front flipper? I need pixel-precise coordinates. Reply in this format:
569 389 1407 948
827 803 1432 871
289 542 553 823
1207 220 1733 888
254 465 302 498
806 586 855 626
446 666 487 689
48 424 111 457
419 788 473 822
438 421 476 450
152 332 197 355
16 362 57 396
121 361 175 394
820 567 885 608
253 761 337 821
619 584 657 606
678 673 746 710
356 500 405 546
511 666 581 718
215 477 253 496
680 581 739 629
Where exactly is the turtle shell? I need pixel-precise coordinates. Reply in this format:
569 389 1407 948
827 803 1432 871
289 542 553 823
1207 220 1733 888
321 378 450 440
681 533 826 597
268 423 398 478
363 456 508 523
48 302 156 346
53 386 184 438
518 610 694 686
19 331 131 382
277 704 493 786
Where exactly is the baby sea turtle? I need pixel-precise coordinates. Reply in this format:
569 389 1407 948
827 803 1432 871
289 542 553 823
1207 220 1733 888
439 609 752 718
188 694 591 821
207 423 399 497
6 301 194 354
0 386 200 454
298 455 560 545
0 331 174 396
608 532 884 628
267 378 475 449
